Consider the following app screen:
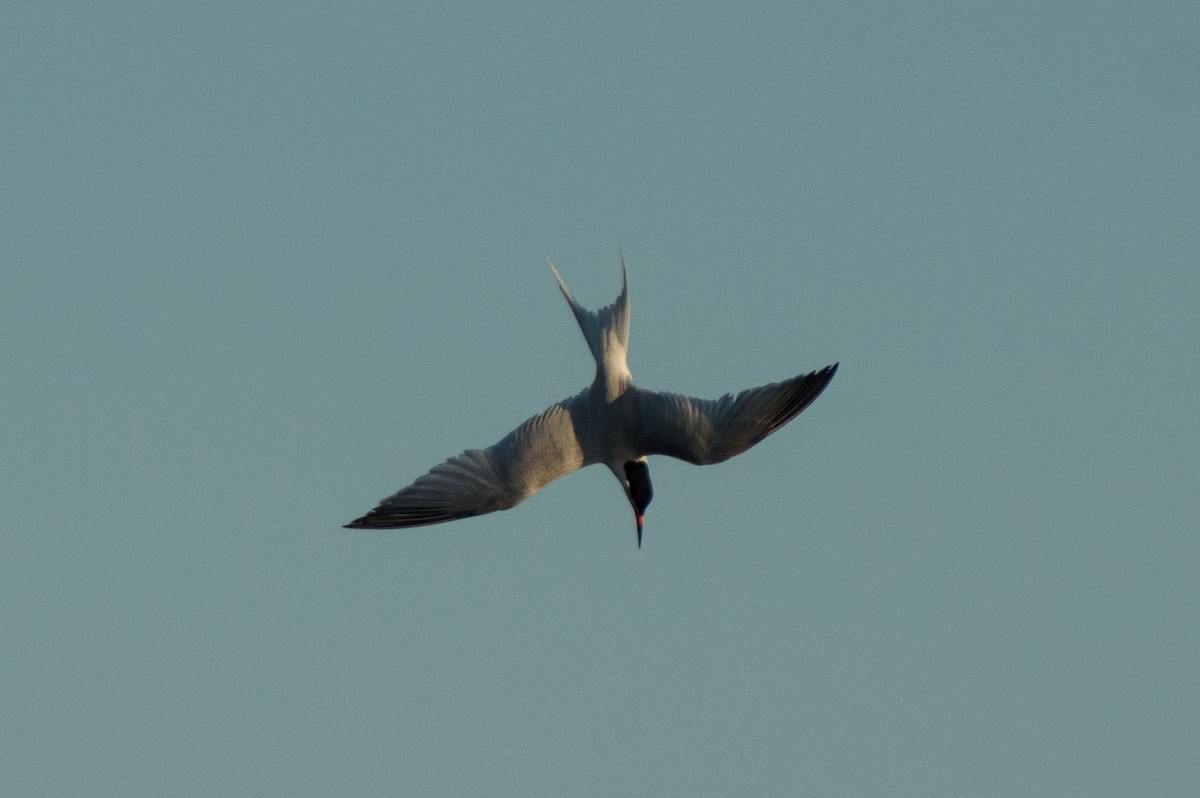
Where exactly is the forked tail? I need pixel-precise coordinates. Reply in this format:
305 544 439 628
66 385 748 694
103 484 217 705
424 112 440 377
545 256 631 394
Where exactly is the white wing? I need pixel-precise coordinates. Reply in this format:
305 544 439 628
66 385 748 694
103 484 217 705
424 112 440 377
635 364 838 465
346 398 586 529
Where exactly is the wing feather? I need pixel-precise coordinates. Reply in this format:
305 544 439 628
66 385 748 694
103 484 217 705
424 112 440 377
636 364 838 465
345 399 585 529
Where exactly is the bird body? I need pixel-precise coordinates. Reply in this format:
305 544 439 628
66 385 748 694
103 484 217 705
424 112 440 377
346 258 837 546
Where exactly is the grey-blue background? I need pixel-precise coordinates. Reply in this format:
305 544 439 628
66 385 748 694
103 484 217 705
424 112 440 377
4 3 1197 795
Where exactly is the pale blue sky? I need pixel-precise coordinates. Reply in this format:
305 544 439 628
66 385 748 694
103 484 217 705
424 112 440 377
3 2 1198 795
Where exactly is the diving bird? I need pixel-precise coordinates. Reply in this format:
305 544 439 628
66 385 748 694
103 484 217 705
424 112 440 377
345 258 837 547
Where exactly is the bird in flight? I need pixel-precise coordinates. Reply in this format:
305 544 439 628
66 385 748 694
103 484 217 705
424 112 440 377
345 258 837 547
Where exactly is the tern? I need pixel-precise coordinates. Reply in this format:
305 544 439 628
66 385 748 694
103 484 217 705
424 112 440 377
345 258 837 546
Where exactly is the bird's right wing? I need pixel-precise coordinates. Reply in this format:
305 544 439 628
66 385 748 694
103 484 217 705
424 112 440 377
345 399 585 529
635 364 838 465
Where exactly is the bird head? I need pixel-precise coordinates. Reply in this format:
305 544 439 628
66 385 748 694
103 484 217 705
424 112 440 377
623 459 653 548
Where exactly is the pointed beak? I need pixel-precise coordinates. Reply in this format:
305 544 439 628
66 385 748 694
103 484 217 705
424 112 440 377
636 514 644 548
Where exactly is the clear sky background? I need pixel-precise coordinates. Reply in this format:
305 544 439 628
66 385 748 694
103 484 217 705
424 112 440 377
3 2 1198 795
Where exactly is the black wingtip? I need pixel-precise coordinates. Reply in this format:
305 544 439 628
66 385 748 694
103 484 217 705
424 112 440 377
343 512 383 529
813 362 839 389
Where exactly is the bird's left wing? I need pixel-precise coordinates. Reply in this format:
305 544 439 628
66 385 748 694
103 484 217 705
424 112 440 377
345 398 585 529
635 363 838 465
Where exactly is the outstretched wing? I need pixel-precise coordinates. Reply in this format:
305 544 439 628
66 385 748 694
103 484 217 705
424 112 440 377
345 399 585 529
635 363 838 465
